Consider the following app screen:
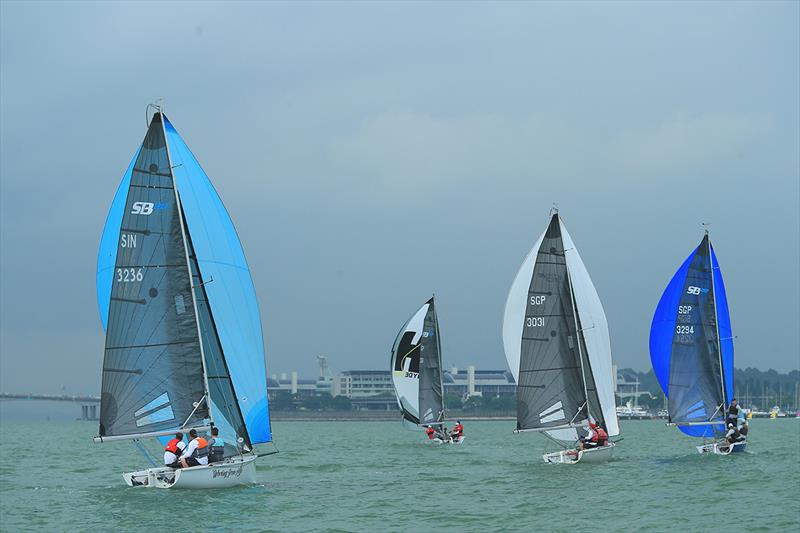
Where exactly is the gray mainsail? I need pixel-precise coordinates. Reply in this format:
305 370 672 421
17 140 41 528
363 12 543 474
516 214 588 431
418 298 445 425
99 114 208 438
667 235 726 427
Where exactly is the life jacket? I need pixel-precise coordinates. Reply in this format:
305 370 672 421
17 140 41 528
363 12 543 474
425 427 435 439
728 404 739 417
191 437 210 458
595 427 608 444
164 438 182 455
454 424 464 435
209 438 225 461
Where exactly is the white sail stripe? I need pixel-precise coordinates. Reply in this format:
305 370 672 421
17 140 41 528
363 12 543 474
538 400 564 418
540 409 566 424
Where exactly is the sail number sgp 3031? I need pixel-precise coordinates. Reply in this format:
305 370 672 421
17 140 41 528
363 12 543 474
526 295 547 327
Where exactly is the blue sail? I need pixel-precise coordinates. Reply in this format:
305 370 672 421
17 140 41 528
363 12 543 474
96 115 271 446
96 147 140 328
649 236 733 438
163 116 271 445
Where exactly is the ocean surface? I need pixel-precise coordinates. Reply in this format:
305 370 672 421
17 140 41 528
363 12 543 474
0 418 798 532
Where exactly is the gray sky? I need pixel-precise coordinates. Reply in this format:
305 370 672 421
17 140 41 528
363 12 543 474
1 1 798 395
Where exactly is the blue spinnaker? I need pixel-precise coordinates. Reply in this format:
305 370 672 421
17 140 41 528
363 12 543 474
96 147 140 328
163 116 271 445
96 116 271 446
649 237 733 438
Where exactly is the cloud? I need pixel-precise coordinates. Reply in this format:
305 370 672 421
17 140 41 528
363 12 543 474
326 111 767 201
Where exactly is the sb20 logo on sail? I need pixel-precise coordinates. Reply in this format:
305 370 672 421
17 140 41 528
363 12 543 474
131 202 168 215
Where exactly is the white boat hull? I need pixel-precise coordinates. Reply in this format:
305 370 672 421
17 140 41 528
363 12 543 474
432 436 465 445
123 454 257 489
696 439 747 455
542 442 615 464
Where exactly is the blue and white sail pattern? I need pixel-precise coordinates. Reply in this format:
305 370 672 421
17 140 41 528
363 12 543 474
649 234 733 438
97 112 271 446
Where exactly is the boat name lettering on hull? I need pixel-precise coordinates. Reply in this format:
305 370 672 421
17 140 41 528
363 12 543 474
212 465 244 479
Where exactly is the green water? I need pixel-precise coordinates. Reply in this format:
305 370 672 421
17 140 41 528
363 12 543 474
0 419 798 532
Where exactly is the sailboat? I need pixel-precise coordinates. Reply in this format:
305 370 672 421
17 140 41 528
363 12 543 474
649 231 743 455
502 211 619 464
94 106 273 488
390 297 461 444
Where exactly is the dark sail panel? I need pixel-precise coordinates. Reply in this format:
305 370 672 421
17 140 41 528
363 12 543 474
418 298 444 424
517 215 587 431
668 235 725 428
572 293 604 429
183 204 250 454
100 114 208 438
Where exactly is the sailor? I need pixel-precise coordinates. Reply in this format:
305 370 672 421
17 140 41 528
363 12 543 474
724 422 740 445
179 428 210 468
208 427 226 463
578 420 607 450
726 398 740 427
163 432 185 467
425 426 436 440
450 420 464 441
738 419 749 438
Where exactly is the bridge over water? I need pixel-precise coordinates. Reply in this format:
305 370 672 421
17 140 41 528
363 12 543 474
0 392 100 420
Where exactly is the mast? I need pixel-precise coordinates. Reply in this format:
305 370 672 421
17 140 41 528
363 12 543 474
160 110 213 426
432 295 445 421
563 237 591 424
707 231 728 414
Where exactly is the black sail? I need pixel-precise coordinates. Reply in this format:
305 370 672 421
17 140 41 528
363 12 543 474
418 298 445 424
516 215 588 431
99 114 208 438
668 235 725 426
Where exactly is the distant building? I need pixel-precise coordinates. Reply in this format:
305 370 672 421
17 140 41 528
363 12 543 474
338 370 395 398
444 367 516 398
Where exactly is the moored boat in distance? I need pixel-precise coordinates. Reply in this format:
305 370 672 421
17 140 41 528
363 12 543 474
502 210 619 464
649 230 746 455
94 106 274 488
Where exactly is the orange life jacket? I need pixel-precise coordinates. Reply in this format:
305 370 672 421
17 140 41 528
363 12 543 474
592 427 608 443
191 437 210 458
425 427 435 439
164 438 182 454
454 424 463 435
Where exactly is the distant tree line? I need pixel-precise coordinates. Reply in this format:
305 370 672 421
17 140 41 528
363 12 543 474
620 367 800 411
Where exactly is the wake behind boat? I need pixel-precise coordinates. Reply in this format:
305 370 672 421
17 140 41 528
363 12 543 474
502 211 619 464
390 297 465 445
649 230 747 456
94 107 274 488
